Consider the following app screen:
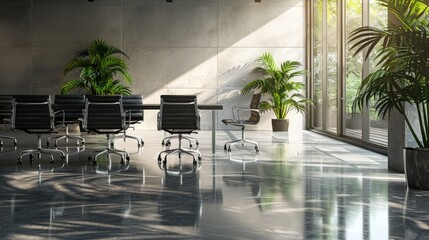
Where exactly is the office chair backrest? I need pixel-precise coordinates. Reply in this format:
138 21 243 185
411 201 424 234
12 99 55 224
53 95 85 123
248 94 261 123
12 95 52 130
159 95 200 132
0 95 13 123
122 95 144 122
84 95 124 131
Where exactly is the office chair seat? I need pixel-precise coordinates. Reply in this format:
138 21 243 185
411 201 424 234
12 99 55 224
47 95 86 147
222 94 261 153
112 95 144 148
82 96 131 172
12 95 66 168
0 95 17 149
157 95 202 166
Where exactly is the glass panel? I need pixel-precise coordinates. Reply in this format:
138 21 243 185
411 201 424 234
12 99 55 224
368 0 388 146
312 0 323 130
326 0 338 132
344 0 363 138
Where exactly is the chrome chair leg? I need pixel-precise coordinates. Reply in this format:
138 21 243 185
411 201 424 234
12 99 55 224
224 126 259 153
47 125 85 147
17 135 65 167
158 134 201 165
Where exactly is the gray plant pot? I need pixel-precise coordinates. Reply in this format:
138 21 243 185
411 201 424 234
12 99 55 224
404 147 429 190
272 119 289 132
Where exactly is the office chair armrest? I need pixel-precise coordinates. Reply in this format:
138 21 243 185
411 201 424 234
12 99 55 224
232 107 260 120
52 110 65 130
157 111 161 130
123 110 132 129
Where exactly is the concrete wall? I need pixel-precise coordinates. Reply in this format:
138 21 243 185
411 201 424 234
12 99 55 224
0 0 305 130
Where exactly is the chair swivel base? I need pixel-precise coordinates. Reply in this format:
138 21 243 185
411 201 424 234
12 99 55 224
112 134 144 148
88 148 130 169
17 148 66 168
224 139 259 153
47 135 85 147
162 135 199 148
158 147 201 165
47 125 85 147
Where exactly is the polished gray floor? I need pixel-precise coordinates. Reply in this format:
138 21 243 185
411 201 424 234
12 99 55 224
0 129 427 240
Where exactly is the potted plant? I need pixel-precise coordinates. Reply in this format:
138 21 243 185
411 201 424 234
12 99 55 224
241 52 312 131
349 0 429 189
61 38 132 95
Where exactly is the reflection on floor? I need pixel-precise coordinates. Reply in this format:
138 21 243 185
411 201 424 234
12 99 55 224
0 130 427 239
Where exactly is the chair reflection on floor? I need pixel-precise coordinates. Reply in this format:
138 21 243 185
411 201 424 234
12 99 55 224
159 164 202 227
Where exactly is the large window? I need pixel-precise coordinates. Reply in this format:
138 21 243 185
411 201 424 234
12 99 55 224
309 0 388 148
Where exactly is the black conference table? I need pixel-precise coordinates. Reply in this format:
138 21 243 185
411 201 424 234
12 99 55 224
142 104 223 153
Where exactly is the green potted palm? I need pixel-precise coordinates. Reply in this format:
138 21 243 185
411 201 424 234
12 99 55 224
61 38 132 95
349 0 429 189
242 52 312 131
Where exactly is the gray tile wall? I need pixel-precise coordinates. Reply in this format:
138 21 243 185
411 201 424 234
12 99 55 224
0 0 305 130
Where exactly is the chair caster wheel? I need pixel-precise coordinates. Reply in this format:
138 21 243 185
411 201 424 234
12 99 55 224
126 156 130 163
81 141 85 145
224 145 227 151
227 147 231 152
190 144 193 148
13 141 17 146
140 141 144 146
157 156 162 162
198 156 202 161
17 160 22 167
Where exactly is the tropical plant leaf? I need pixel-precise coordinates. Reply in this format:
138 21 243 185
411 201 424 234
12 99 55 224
61 38 132 95
242 52 313 119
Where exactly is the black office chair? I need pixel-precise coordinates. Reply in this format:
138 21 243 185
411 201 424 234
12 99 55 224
12 95 66 167
222 94 261 153
47 95 85 147
112 95 144 148
157 95 201 165
0 95 17 148
82 95 130 168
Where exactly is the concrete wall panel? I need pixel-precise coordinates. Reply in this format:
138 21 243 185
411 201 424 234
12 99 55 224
123 4 217 47
0 0 305 130
218 6 304 47
0 47 32 94
33 5 122 47
0 6 32 47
